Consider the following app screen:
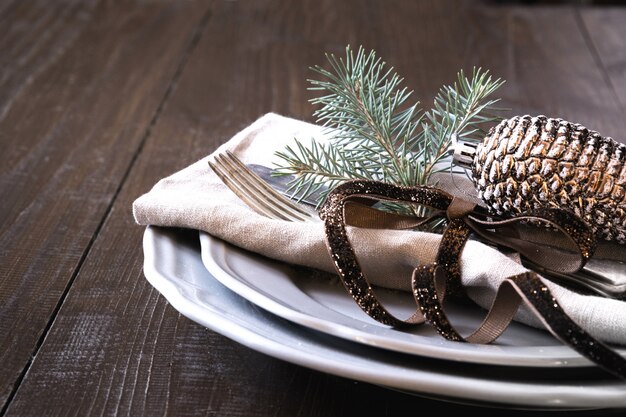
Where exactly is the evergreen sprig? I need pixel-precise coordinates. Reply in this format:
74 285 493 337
274 46 505 211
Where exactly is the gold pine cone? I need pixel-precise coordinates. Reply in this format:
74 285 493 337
472 115 626 243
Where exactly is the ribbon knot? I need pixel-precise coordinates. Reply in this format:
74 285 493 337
319 179 626 379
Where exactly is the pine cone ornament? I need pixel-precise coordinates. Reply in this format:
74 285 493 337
456 115 626 243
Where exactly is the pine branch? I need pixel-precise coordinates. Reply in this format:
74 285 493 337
274 140 372 203
274 45 505 215
308 47 422 185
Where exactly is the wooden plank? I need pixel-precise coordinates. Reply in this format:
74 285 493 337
7 0 626 415
579 7 626 130
373 1 626 141
0 0 98 121
0 0 211 411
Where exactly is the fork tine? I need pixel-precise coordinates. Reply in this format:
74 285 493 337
209 153 314 222
209 160 292 221
216 157 307 221
216 154 312 222
223 151 313 216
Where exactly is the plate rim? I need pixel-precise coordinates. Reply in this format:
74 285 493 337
142 226 626 410
198 231 626 368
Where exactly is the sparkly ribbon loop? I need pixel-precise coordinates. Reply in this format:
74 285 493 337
319 180 452 327
323 181 595 282
319 179 626 379
412 266 626 379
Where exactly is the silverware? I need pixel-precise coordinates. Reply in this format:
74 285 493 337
209 151 318 223
534 258 626 300
232 158 626 299
247 163 322 208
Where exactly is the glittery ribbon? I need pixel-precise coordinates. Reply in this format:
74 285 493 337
319 179 626 379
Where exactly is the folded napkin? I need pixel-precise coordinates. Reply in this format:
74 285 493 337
134 113 626 345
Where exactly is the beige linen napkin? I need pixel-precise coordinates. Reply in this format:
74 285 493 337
133 113 626 345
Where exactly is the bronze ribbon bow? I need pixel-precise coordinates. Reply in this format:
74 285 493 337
319 179 626 379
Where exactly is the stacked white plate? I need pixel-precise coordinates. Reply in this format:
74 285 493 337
142 226 626 410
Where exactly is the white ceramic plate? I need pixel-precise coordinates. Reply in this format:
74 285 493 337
143 226 626 410
199 231 626 368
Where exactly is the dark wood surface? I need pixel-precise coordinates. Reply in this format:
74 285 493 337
1 0 624 415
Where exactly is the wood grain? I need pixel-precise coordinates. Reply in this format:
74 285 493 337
373 1 626 140
0 0 211 411
0 0 98 122
4 0 626 416
580 6 626 136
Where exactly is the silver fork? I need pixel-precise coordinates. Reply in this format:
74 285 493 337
209 151 626 299
208 150 318 223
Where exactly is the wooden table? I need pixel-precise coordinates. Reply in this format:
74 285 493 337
2 1 625 415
